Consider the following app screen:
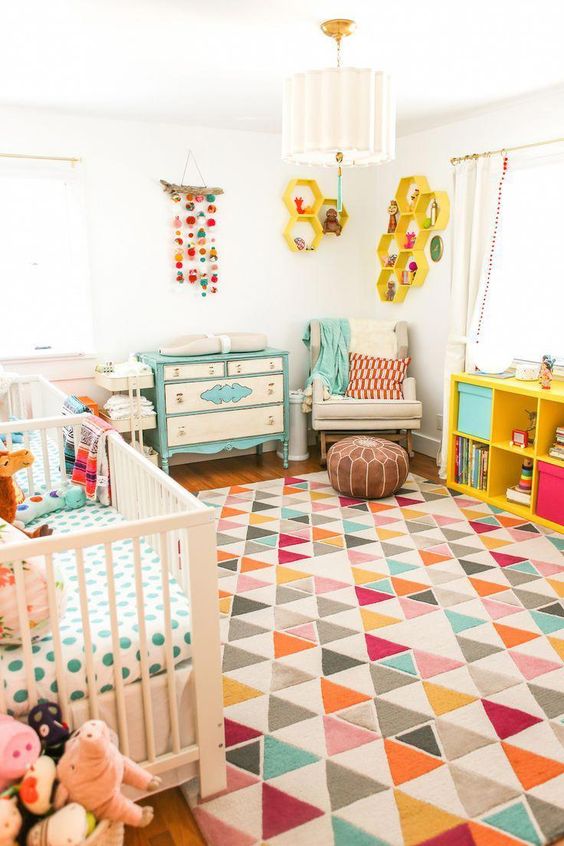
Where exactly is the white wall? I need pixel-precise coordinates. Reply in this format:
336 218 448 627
356 85 564 457
0 106 369 397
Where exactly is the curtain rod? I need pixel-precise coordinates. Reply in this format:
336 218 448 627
0 152 81 163
450 134 564 165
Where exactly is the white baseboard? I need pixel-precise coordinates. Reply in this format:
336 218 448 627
413 432 440 461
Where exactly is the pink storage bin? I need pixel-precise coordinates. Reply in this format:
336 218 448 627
536 461 564 526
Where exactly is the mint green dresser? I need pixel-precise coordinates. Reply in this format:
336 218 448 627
138 349 290 474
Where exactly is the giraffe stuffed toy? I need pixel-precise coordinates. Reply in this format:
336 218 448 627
0 449 52 538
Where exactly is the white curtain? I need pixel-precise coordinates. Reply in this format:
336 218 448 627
439 155 505 478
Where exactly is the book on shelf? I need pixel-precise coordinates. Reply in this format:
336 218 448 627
548 444 564 461
454 435 489 490
506 485 531 506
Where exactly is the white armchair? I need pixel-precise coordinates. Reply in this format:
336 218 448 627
309 320 422 463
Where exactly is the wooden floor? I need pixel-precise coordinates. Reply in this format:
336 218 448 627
123 448 441 846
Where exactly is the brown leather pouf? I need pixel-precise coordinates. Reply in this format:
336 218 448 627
327 436 409 499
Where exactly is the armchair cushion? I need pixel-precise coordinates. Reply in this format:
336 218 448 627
313 393 422 423
346 354 411 400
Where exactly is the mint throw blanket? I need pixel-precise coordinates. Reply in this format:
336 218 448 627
303 318 351 395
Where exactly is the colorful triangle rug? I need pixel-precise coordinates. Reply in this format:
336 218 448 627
188 472 564 846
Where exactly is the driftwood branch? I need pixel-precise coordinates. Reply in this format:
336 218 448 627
160 179 224 196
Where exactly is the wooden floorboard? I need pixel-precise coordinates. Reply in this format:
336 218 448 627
129 447 564 846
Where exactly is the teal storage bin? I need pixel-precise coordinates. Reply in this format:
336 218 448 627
457 383 492 440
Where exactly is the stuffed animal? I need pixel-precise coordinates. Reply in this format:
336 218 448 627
322 208 342 236
56 720 161 827
404 231 417 249
387 199 399 233
0 796 21 846
294 196 305 215
0 715 41 792
19 755 57 816
16 485 85 526
0 450 52 538
26 803 96 846
28 703 70 761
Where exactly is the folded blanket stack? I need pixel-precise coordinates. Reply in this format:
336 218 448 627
103 394 155 421
71 415 114 505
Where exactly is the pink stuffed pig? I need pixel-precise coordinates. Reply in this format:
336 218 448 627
0 715 41 791
55 720 161 827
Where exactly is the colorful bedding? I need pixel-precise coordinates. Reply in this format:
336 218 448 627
0 431 192 716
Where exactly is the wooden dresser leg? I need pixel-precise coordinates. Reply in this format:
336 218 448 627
406 430 414 458
320 432 327 466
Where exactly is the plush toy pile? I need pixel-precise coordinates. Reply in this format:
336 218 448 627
0 706 160 845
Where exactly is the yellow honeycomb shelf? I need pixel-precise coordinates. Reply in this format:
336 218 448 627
282 179 348 252
376 175 450 303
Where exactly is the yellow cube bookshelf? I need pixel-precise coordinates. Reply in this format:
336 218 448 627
447 372 564 533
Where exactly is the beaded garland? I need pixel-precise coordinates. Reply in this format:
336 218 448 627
170 191 220 296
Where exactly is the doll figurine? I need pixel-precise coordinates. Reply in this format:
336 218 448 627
387 200 398 233
385 280 396 301
323 208 342 236
539 354 556 390
409 186 419 209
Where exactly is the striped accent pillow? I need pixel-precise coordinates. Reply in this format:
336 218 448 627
346 354 411 400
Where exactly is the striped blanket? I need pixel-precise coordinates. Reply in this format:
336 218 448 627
62 395 90 473
71 415 114 505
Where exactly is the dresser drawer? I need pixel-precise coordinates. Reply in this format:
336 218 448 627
164 361 225 381
165 374 284 414
167 404 284 446
227 357 283 376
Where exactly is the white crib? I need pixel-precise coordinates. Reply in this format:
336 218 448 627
0 375 226 799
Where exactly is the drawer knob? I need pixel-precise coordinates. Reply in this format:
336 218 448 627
236 364 242 373
178 426 186 436
208 365 214 373
269 362 275 369
267 382 274 395
173 367 180 377
267 415 275 425
176 392 184 403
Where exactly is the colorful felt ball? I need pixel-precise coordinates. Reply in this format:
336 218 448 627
211 263 218 270
186 202 195 211
195 194 204 203
175 252 183 261
206 193 215 202
199 247 206 255
211 287 217 293
197 228 206 238
187 247 196 257
174 216 181 227
176 261 183 268
207 218 216 227
188 270 197 282
211 273 218 283
175 237 183 245
198 211 205 218
200 257 206 263
207 204 216 213
198 238 206 246
186 215 196 225
186 193 194 201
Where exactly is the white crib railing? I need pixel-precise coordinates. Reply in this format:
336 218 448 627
2 373 67 422
0 413 226 799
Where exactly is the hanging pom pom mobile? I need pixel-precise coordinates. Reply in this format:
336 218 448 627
161 150 224 298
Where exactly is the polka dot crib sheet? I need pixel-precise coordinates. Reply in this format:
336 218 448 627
1 435 193 716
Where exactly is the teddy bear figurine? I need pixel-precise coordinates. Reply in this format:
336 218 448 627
55 720 161 827
0 796 21 846
323 208 342 236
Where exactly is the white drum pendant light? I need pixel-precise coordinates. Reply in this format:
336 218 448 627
282 19 395 211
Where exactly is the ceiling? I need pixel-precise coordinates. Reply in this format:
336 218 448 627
1 0 563 135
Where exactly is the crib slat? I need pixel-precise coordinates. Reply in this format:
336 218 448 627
45 553 71 728
104 542 130 758
13 560 38 709
57 427 67 483
76 548 99 720
159 533 181 754
133 537 156 762
40 429 52 492
23 431 34 493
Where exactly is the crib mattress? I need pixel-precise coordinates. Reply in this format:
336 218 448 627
1 435 192 716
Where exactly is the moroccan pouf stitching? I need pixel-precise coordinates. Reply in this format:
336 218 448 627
327 436 409 499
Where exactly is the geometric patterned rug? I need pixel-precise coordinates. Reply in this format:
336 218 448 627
188 472 564 846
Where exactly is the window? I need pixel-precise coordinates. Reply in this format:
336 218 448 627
471 150 564 364
0 159 94 358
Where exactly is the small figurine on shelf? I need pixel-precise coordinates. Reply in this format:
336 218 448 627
294 196 305 215
404 231 417 249
409 186 419 209
430 198 439 226
386 280 396 301
524 408 537 444
408 260 418 280
385 253 397 267
539 354 556 390
323 208 342 236
387 200 398 233
303 205 314 214
294 237 306 251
